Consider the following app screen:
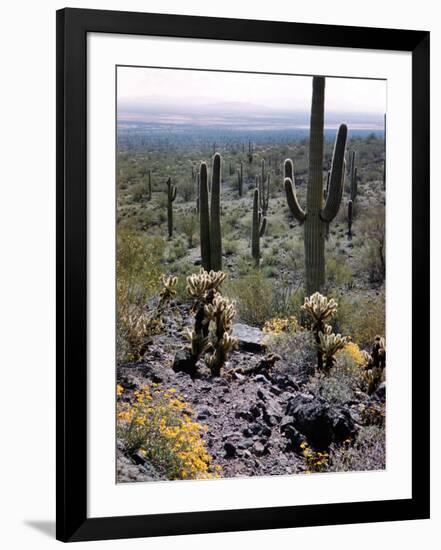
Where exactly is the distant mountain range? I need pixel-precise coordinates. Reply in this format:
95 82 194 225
117 99 384 131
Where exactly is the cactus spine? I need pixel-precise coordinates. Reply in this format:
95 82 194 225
284 76 347 294
199 153 222 271
166 177 177 239
251 188 267 266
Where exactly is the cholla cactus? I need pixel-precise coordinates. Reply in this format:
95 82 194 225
178 269 236 377
372 335 386 369
318 325 350 371
302 292 341 372
159 275 178 302
183 327 208 358
364 367 383 395
204 294 237 334
203 294 238 376
186 268 226 299
302 292 338 329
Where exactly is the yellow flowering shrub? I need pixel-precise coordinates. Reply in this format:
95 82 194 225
263 316 299 336
300 442 329 473
117 384 220 480
336 342 365 367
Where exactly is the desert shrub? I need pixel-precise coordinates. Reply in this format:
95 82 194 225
168 236 187 261
325 257 353 288
228 271 275 326
300 442 329 473
130 183 146 203
337 342 365 367
305 346 364 405
117 229 165 305
334 293 385 349
327 425 385 472
360 402 385 427
116 230 166 363
179 178 196 202
358 206 385 283
223 238 239 256
117 384 220 480
178 212 198 248
263 316 299 336
266 330 316 379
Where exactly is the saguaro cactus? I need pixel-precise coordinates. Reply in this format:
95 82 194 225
196 172 200 213
248 140 253 163
199 153 223 271
237 162 243 197
166 177 177 239
210 153 222 271
259 160 270 216
383 113 386 190
284 76 347 294
251 188 267 266
347 199 353 240
349 151 358 201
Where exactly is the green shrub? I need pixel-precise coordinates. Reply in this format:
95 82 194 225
327 425 386 472
228 271 275 326
334 293 385 349
325 257 353 288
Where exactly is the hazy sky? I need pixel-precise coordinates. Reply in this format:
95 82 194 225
117 66 386 115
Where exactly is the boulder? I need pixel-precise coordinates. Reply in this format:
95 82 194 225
172 348 197 376
233 323 267 352
285 393 358 450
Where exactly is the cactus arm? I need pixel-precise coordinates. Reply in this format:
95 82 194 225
320 123 348 223
209 153 222 271
284 177 306 222
260 217 267 237
199 162 211 271
284 158 294 181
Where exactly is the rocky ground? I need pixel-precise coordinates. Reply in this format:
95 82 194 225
116 302 383 482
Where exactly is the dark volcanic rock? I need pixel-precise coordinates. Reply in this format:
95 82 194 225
285 394 358 450
233 323 267 352
373 382 386 401
224 441 237 457
172 348 197 376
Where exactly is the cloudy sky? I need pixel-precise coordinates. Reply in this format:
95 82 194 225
117 66 386 129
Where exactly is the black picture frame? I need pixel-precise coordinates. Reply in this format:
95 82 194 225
56 7 430 543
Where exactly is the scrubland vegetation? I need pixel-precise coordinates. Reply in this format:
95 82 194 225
116 76 386 482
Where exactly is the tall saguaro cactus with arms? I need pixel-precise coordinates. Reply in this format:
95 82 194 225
284 76 347 294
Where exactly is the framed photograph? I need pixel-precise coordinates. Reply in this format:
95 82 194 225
56 8 430 542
